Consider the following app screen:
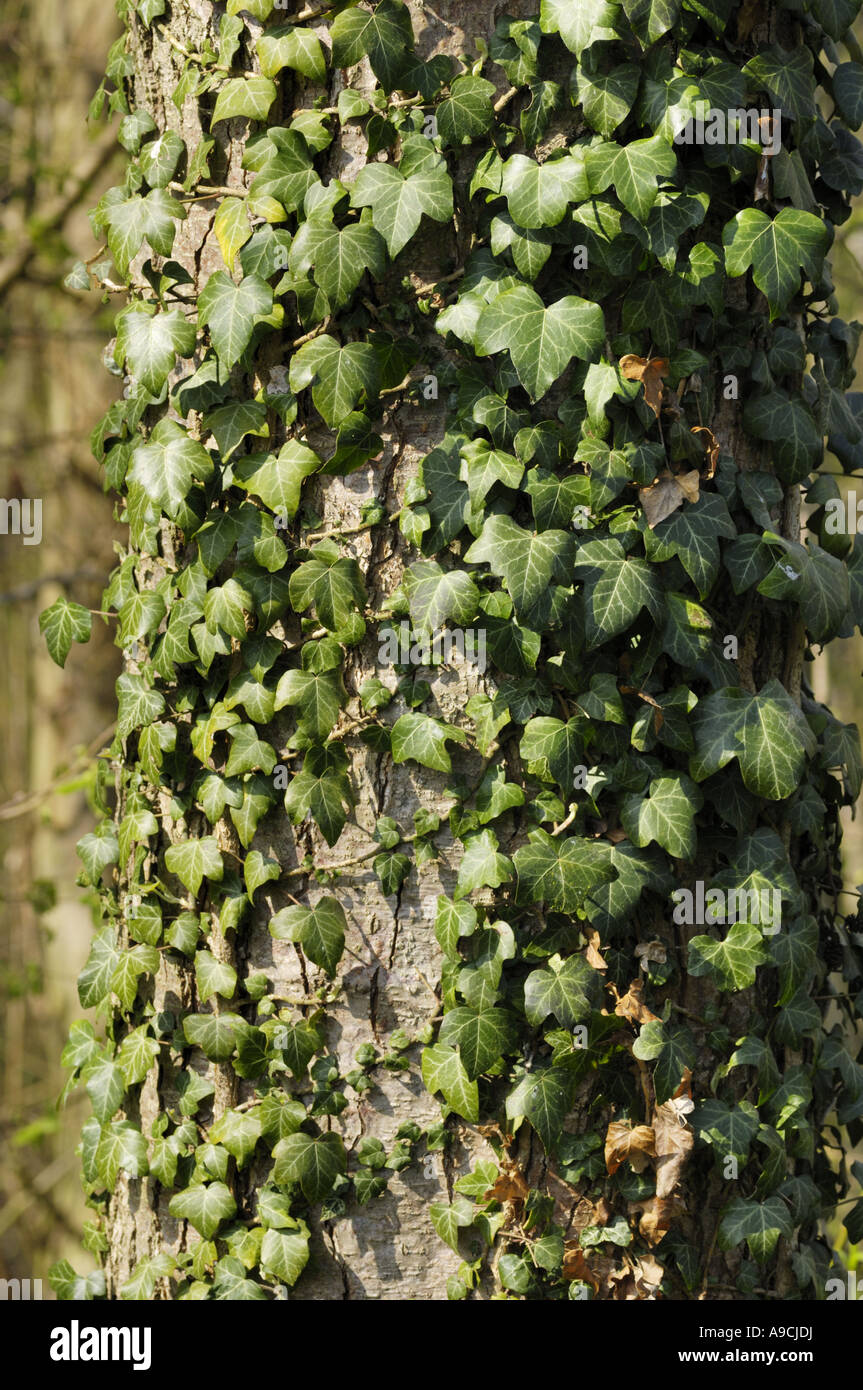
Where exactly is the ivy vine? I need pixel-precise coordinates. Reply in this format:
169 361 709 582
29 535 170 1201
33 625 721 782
46 0 863 1302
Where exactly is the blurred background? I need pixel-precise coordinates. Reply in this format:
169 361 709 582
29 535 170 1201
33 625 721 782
0 0 860 1295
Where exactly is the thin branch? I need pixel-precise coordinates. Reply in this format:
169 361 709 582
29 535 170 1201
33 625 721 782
0 722 117 823
0 128 118 300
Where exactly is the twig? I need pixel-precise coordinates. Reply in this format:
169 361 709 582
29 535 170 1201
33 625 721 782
0 722 117 822
0 128 117 299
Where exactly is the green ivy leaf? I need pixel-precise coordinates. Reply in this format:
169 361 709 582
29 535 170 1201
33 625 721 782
718 1195 793 1263
40 597 92 667
212 76 277 126
524 952 602 1029
620 772 703 860
391 713 469 773
289 335 380 426
270 897 347 977
198 272 273 370
688 922 768 991
421 1043 480 1121
115 305 196 395
474 286 604 399
351 141 453 257
723 208 830 319
165 838 224 897
128 418 214 519
169 1182 237 1239
514 829 616 911
585 135 677 221
272 1131 347 1200
258 25 327 82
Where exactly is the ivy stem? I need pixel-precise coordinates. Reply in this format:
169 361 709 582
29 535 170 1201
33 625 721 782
168 181 247 200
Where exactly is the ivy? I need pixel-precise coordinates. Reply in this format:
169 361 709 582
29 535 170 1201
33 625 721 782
49 0 863 1305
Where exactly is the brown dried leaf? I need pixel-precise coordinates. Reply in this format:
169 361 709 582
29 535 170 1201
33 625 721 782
614 978 660 1026
652 1098 694 1198
605 1120 656 1175
619 354 669 418
691 425 719 479
586 929 607 971
635 1194 683 1245
638 469 700 527
634 940 667 969
633 1253 665 1296
485 1168 529 1205
562 1244 600 1289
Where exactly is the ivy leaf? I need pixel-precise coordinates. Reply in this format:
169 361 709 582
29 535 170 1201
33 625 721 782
633 1019 696 1104
402 559 479 633
438 1006 517 1079
574 538 662 646
116 673 165 738
95 1123 149 1188
575 61 640 138
288 544 367 630
138 129 185 188
269 897 347 977
689 681 812 800
430 1195 475 1252
421 1044 479 1122
455 829 514 899
195 950 237 1003
165 838 224 897
235 440 320 518
514 829 616 911
351 147 453 257
742 393 822 484
211 76 277 126
391 713 469 773
128 418 214 519
274 667 344 740
621 0 680 44
506 1064 575 1148
540 0 622 59
102 189 185 278
272 1132 347 1201
693 1098 760 1165
169 1182 237 1239
688 922 768 991
524 953 602 1029
39 597 92 667
718 1196 793 1263
723 208 831 319
290 218 386 308
247 131 318 217
521 716 585 791
500 152 589 229
465 515 573 618
620 772 703 860
115 305 196 395
331 0 414 91
284 746 353 846
643 493 736 598
213 197 252 270
289 335 380 426
84 1056 126 1123
585 135 677 221
437 75 496 146
435 896 478 959
260 1225 310 1287
198 272 273 370
743 45 816 122
258 25 327 83
475 286 604 400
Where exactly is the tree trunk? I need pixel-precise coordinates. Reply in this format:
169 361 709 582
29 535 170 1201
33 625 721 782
56 0 863 1302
